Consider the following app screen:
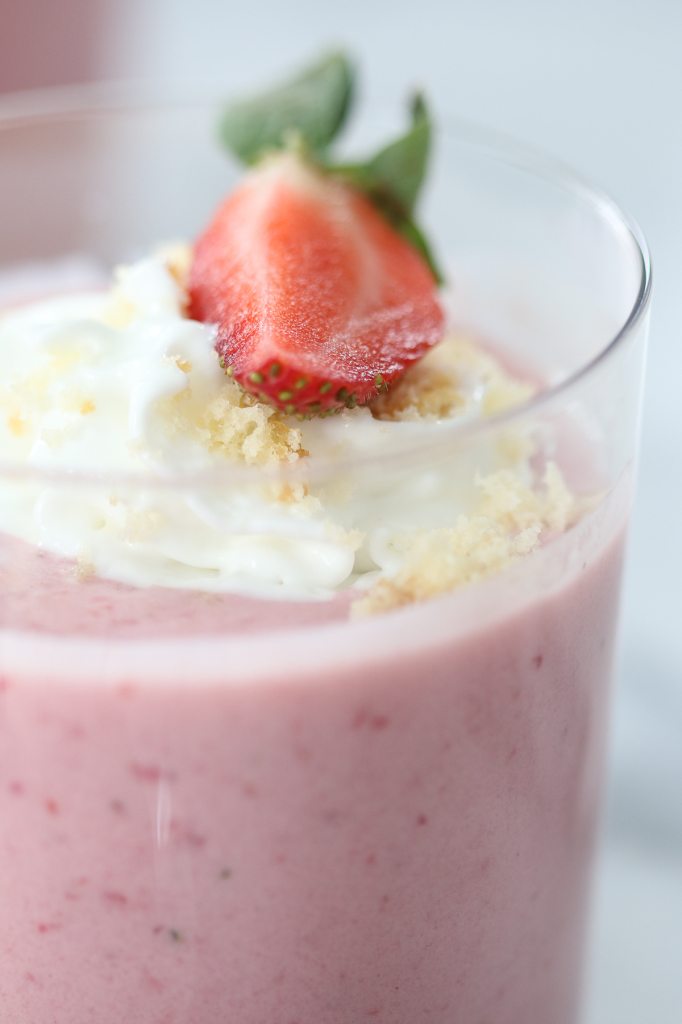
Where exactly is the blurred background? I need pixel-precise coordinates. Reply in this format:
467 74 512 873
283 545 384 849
1 0 680 1020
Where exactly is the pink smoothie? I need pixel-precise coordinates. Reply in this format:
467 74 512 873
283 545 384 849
0 487 627 1024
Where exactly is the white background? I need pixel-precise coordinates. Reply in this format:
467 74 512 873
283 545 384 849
1 1 681 1020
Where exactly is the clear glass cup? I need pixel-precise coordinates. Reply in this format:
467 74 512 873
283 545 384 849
0 90 650 1024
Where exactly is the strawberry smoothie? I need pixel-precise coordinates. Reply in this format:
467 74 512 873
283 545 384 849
0 48 650 1024
0 483 627 1024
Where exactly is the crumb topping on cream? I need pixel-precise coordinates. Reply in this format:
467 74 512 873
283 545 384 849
0 249 580 606
352 463 575 616
372 334 533 422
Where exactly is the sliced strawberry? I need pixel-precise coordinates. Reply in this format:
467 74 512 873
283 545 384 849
188 153 444 414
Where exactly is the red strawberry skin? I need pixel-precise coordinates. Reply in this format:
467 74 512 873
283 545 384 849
188 153 445 414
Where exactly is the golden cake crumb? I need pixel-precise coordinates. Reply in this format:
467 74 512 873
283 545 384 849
270 481 311 504
74 557 96 581
7 412 27 437
158 374 303 467
157 242 193 292
202 388 303 465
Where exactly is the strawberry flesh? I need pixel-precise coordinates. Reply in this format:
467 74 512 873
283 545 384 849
188 153 444 413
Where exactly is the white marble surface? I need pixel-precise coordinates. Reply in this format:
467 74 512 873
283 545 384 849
1 0 681 1018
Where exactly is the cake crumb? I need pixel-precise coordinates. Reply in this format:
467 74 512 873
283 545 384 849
201 386 303 465
7 412 27 437
271 481 311 504
74 557 95 581
157 242 193 292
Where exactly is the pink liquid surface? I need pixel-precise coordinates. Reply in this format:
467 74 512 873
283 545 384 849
0 496 626 1024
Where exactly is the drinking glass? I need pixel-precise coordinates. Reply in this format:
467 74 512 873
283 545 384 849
0 90 650 1024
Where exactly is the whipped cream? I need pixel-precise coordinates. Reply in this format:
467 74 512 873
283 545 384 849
0 251 563 603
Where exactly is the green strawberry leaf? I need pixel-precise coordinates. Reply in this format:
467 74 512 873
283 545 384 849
329 94 430 217
363 92 430 217
328 95 443 282
392 215 444 285
220 51 354 165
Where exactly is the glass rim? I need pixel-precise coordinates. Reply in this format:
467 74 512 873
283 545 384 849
0 82 652 489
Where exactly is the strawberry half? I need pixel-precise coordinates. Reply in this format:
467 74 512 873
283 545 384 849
189 153 445 414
